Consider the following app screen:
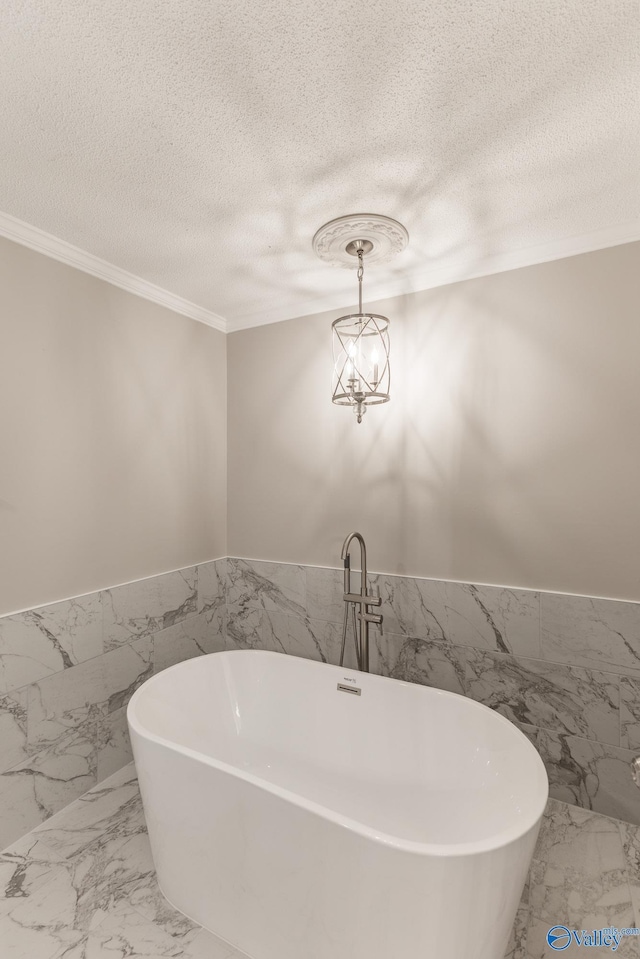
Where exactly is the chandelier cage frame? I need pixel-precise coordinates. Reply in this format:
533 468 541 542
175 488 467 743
331 312 391 411
314 214 407 424
330 244 391 423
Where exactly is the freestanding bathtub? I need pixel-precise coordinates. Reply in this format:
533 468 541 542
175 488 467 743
128 650 548 959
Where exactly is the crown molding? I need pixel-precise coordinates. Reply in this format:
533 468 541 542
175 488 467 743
2 210 639 335
227 219 640 331
0 210 228 332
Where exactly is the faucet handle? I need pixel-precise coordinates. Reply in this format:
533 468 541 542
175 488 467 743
369 585 383 634
363 611 383 626
366 585 382 606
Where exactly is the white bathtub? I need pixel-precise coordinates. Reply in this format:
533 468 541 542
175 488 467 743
128 650 548 959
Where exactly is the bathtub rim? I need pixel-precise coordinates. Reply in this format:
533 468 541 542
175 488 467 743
128 649 549 858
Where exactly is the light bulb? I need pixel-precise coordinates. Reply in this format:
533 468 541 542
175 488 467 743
347 340 360 390
371 347 379 387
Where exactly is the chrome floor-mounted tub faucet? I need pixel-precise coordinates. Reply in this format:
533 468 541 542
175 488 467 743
339 532 382 672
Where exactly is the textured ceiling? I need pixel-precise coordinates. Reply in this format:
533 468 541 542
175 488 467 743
1 0 639 330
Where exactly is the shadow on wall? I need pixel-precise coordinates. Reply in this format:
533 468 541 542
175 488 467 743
394 250 640 593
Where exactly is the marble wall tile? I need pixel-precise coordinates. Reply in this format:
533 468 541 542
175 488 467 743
541 592 640 677
252 607 384 673
0 563 235 848
202 602 227 643
521 724 640 825
6 556 640 844
446 583 541 658
206 604 227 647
26 637 152 753
371 573 448 640
18 731 96 833
0 593 102 695
0 770 50 853
153 610 225 673
468 654 619 746
386 635 465 692
97 706 132 783
621 678 640 750
227 558 306 616
0 730 97 850
197 559 227 614
252 562 538 654
619 820 640 929
367 630 395 677
262 611 342 664
382 637 620 745
31 762 143 861
225 605 263 650
306 566 344 624
103 569 197 651
0 692 28 775
304 567 540 658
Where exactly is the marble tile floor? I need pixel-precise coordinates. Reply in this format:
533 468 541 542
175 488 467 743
1 763 640 959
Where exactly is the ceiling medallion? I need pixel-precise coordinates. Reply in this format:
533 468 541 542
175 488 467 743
312 213 409 269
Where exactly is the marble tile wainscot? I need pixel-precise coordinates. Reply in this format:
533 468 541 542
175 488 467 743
4 554 640 849
224 559 640 825
0 560 227 849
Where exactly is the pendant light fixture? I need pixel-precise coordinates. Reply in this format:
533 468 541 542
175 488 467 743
313 214 408 424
